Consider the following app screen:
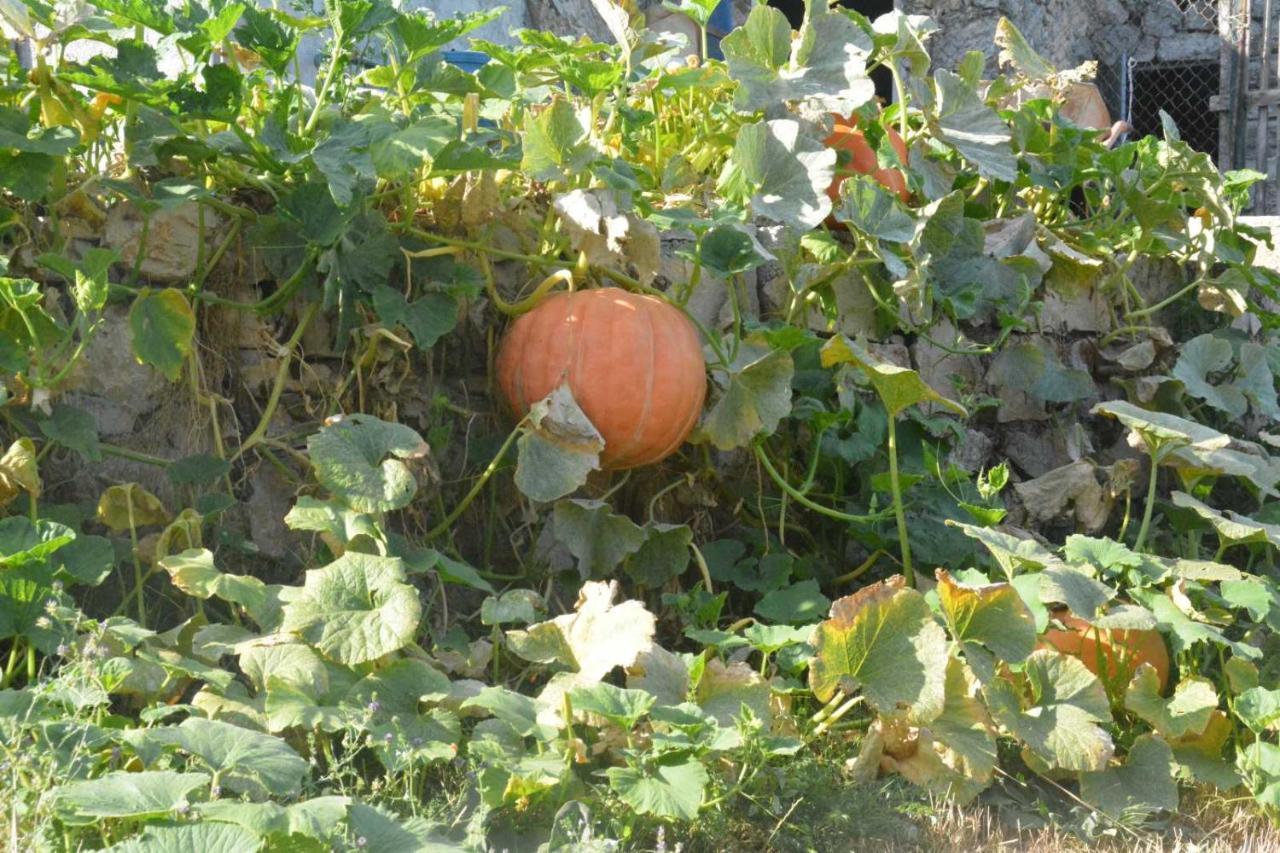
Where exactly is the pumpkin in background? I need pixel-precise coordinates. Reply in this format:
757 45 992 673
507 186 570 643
1040 608 1170 692
495 288 707 470
825 112 910 204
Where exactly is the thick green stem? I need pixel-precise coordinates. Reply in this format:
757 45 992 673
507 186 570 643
1134 454 1161 553
754 442 884 524
886 415 913 587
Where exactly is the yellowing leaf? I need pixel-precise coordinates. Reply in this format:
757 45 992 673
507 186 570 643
821 336 965 417
0 437 39 507
936 569 1036 663
97 483 170 531
808 575 949 720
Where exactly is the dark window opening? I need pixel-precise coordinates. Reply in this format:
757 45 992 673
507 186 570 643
766 0 896 103
1128 61 1220 160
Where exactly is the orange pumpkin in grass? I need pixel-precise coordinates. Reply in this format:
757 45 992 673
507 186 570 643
1040 608 1171 692
495 288 707 470
825 112 910 204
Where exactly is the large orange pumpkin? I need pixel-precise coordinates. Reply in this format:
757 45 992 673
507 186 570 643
495 288 707 470
825 113 910 203
1040 608 1170 693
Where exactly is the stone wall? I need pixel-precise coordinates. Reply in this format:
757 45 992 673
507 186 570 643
902 0 1220 74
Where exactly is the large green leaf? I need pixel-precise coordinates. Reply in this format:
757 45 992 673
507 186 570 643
372 285 458 351
808 576 949 719
280 552 421 665
929 69 1017 181
104 821 264 853
1172 334 1247 419
521 97 595 182
306 414 428 513
51 770 211 825
147 717 308 798
1124 664 1218 739
1079 735 1178 819
722 0 875 115
552 499 647 580
935 569 1036 663
606 760 707 821
721 119 835 230
701 345 794 450
985 649 1113 772
128 288 195 381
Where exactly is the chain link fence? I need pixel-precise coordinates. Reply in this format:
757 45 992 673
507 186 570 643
1097 58 1221 160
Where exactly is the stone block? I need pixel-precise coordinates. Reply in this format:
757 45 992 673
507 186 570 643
1156 32 1220 62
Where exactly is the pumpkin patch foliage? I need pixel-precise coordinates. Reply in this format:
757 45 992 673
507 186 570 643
2 0 1280 848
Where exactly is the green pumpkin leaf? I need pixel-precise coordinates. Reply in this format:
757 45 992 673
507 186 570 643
821 336 965 417
722 0 875 114
346 801 454 853
51 770 211 825
1125 664 1218 739
104 821 264 853
625 523 693 587
720 119 835 230
38 404 101 462
569 682 655 729
808 576 949 718
160 549 269 621
521 97 595 182
929 68 1017 181
306 414 428 513
1080 734 1178 819
552 499 647 581
701 345 794 450
936 569 1036 663
481 589 545 626
754 579 830 625
146 717 308 798
606 760 707 821
166 453 231 487
1172 334 1247 419
1038 564 1115 621
372 284 458 350
280 552 421 665
833 178 916 242
985 649 1113 772
128 288 195 381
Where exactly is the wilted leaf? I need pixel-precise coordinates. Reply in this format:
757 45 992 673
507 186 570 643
626 645 690 706
505 581 655 683
0 438 39 507
696 658 771 726
280 552 421 665
306 414 428 513
515 384 604 503
97 483 169 531
1171 710 1241 788
1080 734 1178 819
809 576 949 720
1172 492 1280 548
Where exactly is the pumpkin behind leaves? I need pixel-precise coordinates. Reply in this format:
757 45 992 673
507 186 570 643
496 288 707 470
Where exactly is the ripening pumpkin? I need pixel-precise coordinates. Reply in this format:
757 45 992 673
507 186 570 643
825 112 910 203
1040 608 1170 692
495 288 707 470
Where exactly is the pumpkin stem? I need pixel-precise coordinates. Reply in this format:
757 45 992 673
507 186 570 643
481 253 575 316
